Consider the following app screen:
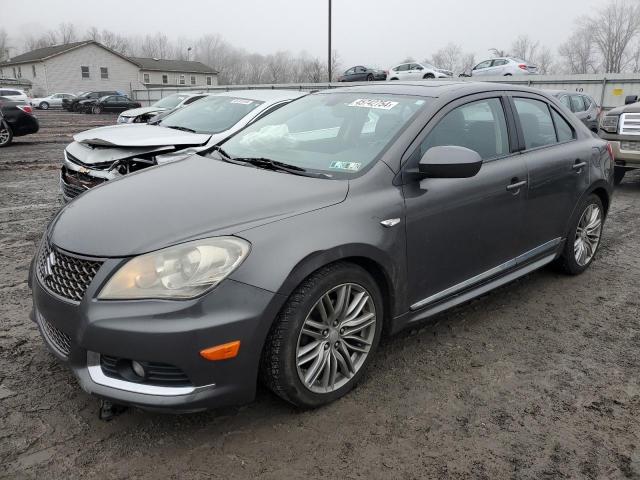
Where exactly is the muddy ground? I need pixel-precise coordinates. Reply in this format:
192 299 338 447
1 110 639 479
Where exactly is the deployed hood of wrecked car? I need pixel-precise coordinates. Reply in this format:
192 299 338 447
50 154 348 257
120 106 166 117
73 124 211 147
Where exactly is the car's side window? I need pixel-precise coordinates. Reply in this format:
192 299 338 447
550 108 575 143
492 59 507 66
570 95 586 113
513 98 557 149
581 95 592 109
418 98 510 161
396 64 408 72
559 95 571 109
474 60 492 70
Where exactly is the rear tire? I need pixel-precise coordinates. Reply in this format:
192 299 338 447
92 105 102 114
366 74 374 81
260 262 383 408
0 119 13 147
389 77 398 81
504 73 513 76
555 194 604 275
40 102 49 110
613 167 626 186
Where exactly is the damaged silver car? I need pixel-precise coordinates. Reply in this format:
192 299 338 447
116 92 208 124
60 90 307 201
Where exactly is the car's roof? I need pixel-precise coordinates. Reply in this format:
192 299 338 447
318 81 549 99
212 89 307 102
546 89 594 98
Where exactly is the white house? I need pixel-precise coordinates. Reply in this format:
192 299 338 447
0 40 218 96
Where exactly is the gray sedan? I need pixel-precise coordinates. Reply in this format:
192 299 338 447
30 82 613 412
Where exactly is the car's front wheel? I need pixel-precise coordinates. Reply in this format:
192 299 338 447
40 102 49 110
424 73 435 79
556 194 604 275
92 105 102 114
261 263 383 408
0 120 13 147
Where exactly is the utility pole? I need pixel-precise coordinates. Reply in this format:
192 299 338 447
187 47 192 61
328 0 332 82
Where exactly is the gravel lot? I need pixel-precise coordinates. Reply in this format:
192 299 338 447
1 110 640 480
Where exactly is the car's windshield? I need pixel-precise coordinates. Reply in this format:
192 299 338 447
220 92 429 178
153 94 190 109
159 95 264 134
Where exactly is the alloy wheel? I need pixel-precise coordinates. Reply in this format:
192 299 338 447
0 125 10 145
574 203 602 266
296 283 376 393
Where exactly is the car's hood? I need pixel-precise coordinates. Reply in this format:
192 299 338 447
120 106 166 117
73 124 211 147
607 102 640 116
50 155 348 257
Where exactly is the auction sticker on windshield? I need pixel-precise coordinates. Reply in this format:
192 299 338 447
348 99 398 110
329 161 362 171
231 99 254 104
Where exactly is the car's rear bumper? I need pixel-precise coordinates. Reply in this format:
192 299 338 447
30 250 284 412
608 140 640 169
9 114 39 136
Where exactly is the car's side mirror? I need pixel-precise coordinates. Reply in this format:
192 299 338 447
625 95 639 105
418 145 483 178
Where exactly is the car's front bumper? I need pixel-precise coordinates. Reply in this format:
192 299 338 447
31 250 284 412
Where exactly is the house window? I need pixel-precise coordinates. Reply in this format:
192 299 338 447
12 67 16 78
81 66 90 78
179 74 185 85
32 65 37 77
143 73 150 83
17 66 22 78
100 67 108 79
162 74 168 84
206 76 212 86
190 75 196 85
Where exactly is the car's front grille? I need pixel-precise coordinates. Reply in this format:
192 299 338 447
100 355 192 387
37 242 102 302
36 313 72 358
620 140 640 152
620 113 640 136
60 179 85 199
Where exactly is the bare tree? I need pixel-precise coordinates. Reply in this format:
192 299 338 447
329 49 340 81
430 43 462 72
459 52 476 74
586 0 640 73
511 35 539 62
558 27 597 73
489 48 509 58
536 46 555 74
141 33 173 59
630 40 640 72
58 22 76 44
0 29 10 62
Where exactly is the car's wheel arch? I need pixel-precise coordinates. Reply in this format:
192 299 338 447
563 181 611 239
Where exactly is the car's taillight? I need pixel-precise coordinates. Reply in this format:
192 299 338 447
17 105 33 114
519 64 528 70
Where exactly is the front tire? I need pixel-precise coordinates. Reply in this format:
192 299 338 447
0 119 13 147
613 167 626 186
92 105 102 114
424 73 435 79
261 263 383 408
555 194 604 275
40 102 49 110
366 74 374 81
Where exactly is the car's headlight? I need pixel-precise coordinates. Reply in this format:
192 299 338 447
601 115 619 133
98 237 250 300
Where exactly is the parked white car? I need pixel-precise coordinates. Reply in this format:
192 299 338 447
30 93 76 109
387 62 451 81
470 57 538 77
0 88 29 102
117 92 208 124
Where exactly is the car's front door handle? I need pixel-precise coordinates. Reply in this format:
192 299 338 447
506 180 527 192
572 161 587 171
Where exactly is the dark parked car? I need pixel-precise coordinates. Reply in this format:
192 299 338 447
63 91 121 112
550 90 600 132
30 82 613 412
0 96 39 147
78 95 141 114
338 66 387 82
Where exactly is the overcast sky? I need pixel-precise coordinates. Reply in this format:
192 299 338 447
3 0 605 68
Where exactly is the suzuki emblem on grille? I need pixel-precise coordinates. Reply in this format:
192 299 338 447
45 251 56 278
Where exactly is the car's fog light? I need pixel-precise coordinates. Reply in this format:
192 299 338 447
131 360 146 378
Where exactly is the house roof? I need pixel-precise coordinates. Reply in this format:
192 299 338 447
1 41 95 65
129 57 218 74
1 41 218 75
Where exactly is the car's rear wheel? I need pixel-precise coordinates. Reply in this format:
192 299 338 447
261 263 383 408
366 74 374 81
504 73 513 76
92 105 102 114
613 167 626 186
0 120 13 147
556 194 604 275
40 102 49 110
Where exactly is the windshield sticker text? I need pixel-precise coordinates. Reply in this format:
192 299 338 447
329 161 362 171
231 99 254 105
348 99 399 110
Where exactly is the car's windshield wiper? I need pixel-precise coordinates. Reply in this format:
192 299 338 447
229 157 332 179
166 125 197 133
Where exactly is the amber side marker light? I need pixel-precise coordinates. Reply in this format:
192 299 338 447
200 341 241 361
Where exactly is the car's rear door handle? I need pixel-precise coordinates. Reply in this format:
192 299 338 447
572 160 587 171
506 179 527 192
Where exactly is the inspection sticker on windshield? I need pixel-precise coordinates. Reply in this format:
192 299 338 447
348 98 398 110
230 99 254 104
329 161 362 171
